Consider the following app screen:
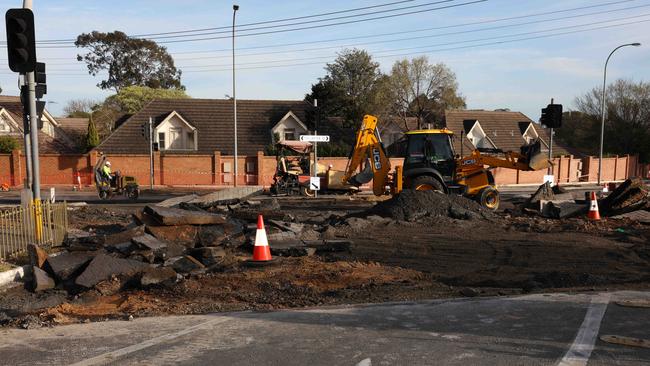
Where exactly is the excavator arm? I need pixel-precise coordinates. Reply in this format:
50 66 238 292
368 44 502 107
343 115 392 196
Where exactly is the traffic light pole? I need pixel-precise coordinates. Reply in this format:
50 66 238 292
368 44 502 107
22 112 32 189
548 98 553 176
22 0 40 201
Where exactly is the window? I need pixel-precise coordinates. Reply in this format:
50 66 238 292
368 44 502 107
467 122 495 149
187 131 194 149
169 127 183 149
284 128 295 141
0 120 8 132
158 132 166 150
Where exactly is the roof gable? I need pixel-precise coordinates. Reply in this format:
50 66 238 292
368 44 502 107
156 110 196 131
271 110 308 132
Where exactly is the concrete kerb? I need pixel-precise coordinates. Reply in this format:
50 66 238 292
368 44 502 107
0 265 31 288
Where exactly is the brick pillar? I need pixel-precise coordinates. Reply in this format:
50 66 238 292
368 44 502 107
88 151 98 185
154 151 161 186
257 151 264 186
10 149 21 186
213 151 221 185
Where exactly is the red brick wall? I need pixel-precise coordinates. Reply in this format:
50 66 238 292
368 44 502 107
2 150 646 188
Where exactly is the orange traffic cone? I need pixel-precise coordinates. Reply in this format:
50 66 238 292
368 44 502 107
587 191 601 220
252 214 273 261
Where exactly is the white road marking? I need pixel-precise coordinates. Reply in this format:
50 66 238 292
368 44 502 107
557 294 611 366
68 316 231 366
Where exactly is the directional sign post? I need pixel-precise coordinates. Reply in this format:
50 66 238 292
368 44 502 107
300 135 330 198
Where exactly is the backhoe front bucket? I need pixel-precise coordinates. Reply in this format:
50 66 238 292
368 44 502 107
521 140 551 171
348 161 374 186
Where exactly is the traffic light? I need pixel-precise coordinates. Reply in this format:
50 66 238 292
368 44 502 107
20 85 46 128
141 123 150 139
540 103 563 128
5 8 36 73
35 62 47 99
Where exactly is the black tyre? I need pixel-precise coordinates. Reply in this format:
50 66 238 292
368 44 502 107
409 175 444 192
476 186 499 210
98 190 109 200
127 187 139 200
300 185 315 197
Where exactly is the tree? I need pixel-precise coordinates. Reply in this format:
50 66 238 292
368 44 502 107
0 136 19 153
63 98 99 118
86 115 100 150
91 86 189 139
559 79 650 161
389 56 465 130
306 49 390 127
75 31 183 92
104 85 189 114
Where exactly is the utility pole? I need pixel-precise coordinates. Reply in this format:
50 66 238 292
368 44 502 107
313 99 318 198
149 117 154 190
232 5 239 187
548 98 554 176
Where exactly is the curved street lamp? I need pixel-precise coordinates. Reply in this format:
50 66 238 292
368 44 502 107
598 42 641 185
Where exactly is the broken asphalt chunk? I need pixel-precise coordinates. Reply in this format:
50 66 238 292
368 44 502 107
165 255 205 273
32 266 55 292
144 205 227 226
75 254 148 288
140 267 178 287
46 252 96 281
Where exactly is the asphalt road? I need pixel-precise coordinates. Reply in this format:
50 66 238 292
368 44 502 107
0 291 648 365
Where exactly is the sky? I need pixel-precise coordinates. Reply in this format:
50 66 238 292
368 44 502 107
0 0 649 120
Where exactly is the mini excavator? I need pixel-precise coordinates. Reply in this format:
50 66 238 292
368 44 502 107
342 115 551 210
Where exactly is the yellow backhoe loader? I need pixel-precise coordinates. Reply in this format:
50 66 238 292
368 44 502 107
343 115 551 210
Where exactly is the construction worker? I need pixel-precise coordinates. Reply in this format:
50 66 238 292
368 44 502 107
102 161 118 186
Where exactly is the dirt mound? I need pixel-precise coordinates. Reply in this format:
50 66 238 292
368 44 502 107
369 190 494 221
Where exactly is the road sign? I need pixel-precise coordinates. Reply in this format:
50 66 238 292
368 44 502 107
300 135 330 142
310 177 321 191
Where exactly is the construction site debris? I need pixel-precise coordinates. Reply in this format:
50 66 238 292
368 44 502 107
145 224 198 247
165 255 205 273
75 254 148 288
189 247 226 266
156 194 199 208
32 267 55 292
304 239 352 253
102 224 146 246
188 187 263 207
270 241 316 257
524 182 555 208
601 177 650 216
269 220 305 234
370 190 493 221
46 252 95 281
144 205 227 226
131 234 167 255
27 244 48 268
140 267 178 287
612 210 650 224
541 201 587 219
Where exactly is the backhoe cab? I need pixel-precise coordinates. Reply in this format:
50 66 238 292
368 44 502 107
343 115 550 210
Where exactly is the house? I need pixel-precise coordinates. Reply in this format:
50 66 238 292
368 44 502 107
444 109 569 156
56 117 89 150
0 95 80 153
97 98 357 155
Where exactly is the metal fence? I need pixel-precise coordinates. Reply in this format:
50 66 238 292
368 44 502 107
0 201 68 260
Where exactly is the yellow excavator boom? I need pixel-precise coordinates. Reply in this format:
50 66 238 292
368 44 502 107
342 115 392 196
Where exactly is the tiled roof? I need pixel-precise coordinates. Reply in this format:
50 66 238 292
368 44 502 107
57 117 88 143
97 98 314 155
0 95 79 153
444 110 569 155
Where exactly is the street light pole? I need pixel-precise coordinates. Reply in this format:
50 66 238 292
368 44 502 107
232 5 239 187
598 42 641 185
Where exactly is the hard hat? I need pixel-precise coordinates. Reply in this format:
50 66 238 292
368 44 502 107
105 161 111 167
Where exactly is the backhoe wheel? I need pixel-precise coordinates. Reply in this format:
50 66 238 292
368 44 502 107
300 185 315 197
410 175 444 192
476 187 500 210
98 190 109 200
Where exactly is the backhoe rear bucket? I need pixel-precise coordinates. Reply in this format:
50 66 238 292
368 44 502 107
521 140 551 171
348 161 374 186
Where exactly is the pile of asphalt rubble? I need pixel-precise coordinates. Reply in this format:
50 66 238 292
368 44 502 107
370 190 495 222
26 195 350 296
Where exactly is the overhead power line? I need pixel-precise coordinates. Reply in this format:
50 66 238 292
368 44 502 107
8 14 648 74
4 0 486 48
19 3 650 67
